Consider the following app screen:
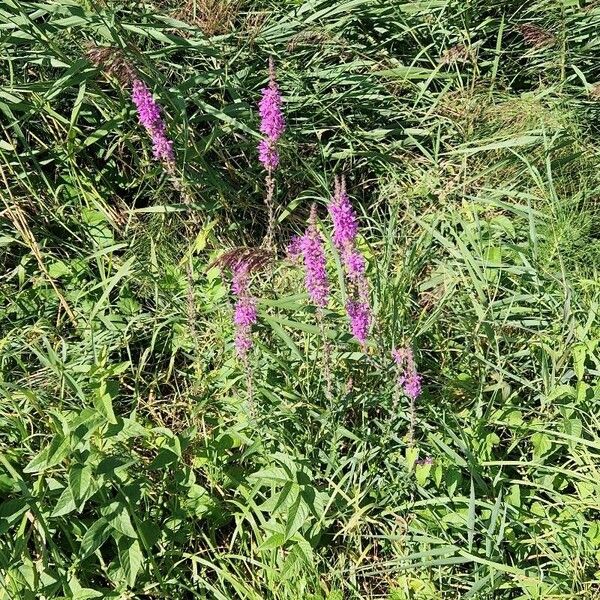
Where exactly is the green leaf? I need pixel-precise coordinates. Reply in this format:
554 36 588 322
24 436 70 473
249 467 292 485
104 502 137 538
260 532 286 551
92 380 117 424
285 494 310 540
51 484 77 517
507 484 521 508
532 432 552 461
564 418 583 449
69 464 93 508
415 461 432 486
0 498 28 525
48 260 71 279
572 343 586 381
80 518 111 558
72 589 104 599
117 537 144 588
406 447 419 472
467 478 476 553
81 208 114 250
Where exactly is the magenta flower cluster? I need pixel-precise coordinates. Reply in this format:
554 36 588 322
330 186 359 252
257 61 285 170
231 262 258 358
392 347 422 400
346 300 370 345
289 205 329 308
131 78 174 164
329 178 371 345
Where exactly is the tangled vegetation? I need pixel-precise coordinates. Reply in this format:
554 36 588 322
1 1 599 598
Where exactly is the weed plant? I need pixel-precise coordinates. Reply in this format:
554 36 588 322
1 1 599 599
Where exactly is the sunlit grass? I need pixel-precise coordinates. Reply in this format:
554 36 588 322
0 1 599 598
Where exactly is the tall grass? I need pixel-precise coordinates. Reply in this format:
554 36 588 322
1 1 599 598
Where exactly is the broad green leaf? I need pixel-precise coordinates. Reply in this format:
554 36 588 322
415 461 432 486
69 464 93 508
91 380 117 424
104 502 137 539
406 447 419 472
532 432 552 461
260 532 286 551
0 498 28 525
24 436 70 473
285 495 310 540
117 537 144 588
51 484 77 517
81 518 111 558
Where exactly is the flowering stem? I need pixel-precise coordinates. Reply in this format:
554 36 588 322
131 78 174 165
264 170 276 252
185 258 198 353
408 394 416 447
392 347 422 447
329 176 371 345
243 355 256 422
317 308 333 402
257 58 285 252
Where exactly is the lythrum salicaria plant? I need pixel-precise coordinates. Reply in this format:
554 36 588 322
128 74 203 345
213 247 274 414
288 204 333 397
258 58 285 250
86 46 199 347
213 247 273 360
131 78 175 166
329 177 371 346
231 261 258 360
289 204 330 309
392 346 422 445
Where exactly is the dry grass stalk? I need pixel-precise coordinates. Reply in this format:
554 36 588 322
211 246 275 274
173 0 242 36
518 24 556 48
85 44 137 86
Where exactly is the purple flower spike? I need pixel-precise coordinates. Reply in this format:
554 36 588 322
346 301 370 345
329 180 359 252
257 59 285 171
258 138 280 170
344 250 366 281
258 81 285 141
299 206 329 308
131 78 174 164
231 262 258 359
234 297 258 357
329 177 372 345
286 235 303 260
151 131 174 164
392 347 422 400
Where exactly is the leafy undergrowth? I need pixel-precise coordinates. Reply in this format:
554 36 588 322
1 1 600 599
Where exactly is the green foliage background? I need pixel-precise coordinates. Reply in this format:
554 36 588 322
1 0 599 598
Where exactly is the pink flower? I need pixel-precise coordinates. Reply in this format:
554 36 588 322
328 177 371 345
258 138 280 170
346 301 370 345
299 206 329 308
344 250 366 281
257 59 285 171
231 262 258 358
392 347 422 400
329 182 359 252
286 234 303 260
258 82 285 140
131 78 174 163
